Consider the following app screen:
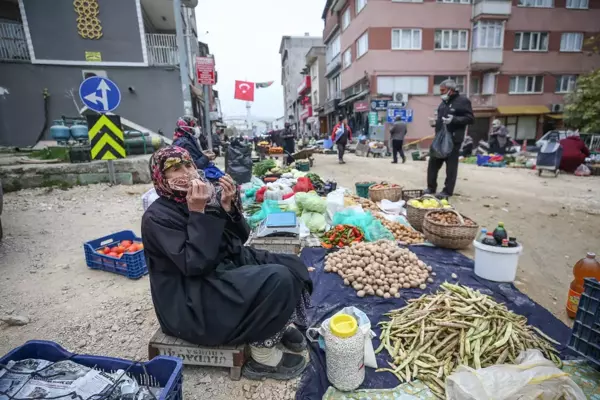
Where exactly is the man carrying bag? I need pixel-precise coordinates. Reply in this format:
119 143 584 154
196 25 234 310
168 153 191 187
426 79 474 199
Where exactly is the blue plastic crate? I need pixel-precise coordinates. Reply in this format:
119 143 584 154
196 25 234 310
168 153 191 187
0 340 183 400
568 278 600 368
83 230 147 279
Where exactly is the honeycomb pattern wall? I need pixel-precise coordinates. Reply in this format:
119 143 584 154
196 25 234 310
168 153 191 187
74 0 103 40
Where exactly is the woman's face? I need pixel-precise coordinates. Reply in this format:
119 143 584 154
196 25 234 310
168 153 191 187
164 161 196 180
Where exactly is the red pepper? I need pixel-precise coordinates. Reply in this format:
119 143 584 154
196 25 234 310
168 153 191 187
335 225 345 231
338 241 345 247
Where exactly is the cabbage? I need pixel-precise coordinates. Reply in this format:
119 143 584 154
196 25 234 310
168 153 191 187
295 192 327 213
300 211 326 232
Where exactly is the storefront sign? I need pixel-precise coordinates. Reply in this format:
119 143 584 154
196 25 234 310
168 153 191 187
300 105 313 120
354 101 369 113
297 76 311 96
387 101 407 109
368 112 378 126
370 100 389 111
386 108 414 123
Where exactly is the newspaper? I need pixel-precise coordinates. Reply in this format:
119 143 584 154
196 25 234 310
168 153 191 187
0 359 164 400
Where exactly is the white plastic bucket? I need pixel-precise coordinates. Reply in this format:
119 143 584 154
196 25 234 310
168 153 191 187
473 240 523 282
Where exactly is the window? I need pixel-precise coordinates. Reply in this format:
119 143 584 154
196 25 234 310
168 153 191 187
555 75 577 93
343 49 352 68
377 76 429 95
473 21 504 49
356 0 367 14
357 32 369 58
509 76 544 94
566 0 587 8
482 73 496 94
392 29 422 50
470 77 480 95
326 35 341 63
514 32 548 51
342 8 351 30
435 30 468 50
560 33 583 52
433 76 466 94
518 0 553 7
437 0 470 3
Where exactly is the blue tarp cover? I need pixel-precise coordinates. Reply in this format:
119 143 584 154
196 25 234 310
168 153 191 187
296 246 572 400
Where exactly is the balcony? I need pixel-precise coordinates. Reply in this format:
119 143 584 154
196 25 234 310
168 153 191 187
325 54 341 78
0 22 30 62
469 94 496 109
473 0 512 19
471 48 503 70
146 33 178 66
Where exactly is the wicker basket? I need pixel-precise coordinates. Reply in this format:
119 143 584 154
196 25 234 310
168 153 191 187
368 183 402 202
406 195 445 232
422 209 479 250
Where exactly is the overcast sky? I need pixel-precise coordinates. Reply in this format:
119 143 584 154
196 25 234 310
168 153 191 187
195 0 324 120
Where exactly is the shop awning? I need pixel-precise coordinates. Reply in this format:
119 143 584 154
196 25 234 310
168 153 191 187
546 113 564 119
338 90 369 106
496 105 550 116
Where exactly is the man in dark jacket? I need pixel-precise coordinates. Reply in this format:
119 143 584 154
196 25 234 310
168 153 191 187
426 79 474 198
390 116 407 164
281 123 296 165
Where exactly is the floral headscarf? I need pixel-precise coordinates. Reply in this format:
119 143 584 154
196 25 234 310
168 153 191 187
150 146 242 211
173 116 198 140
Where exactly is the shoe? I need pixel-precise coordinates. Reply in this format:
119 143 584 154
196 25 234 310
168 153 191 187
242 353 307 381
339 160 346 164
391 161 398 164
402 158 406 164
436 191 451 199
424 188 435 195
281 326 307 353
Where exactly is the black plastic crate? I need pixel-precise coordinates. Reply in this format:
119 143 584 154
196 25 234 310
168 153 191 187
568 278 600 368
69 146 91 163
402 189 424 202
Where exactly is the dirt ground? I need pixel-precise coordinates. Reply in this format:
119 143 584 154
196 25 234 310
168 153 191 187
1 153 599 399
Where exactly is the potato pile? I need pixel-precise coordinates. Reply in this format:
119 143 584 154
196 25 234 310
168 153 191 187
349 195 380 213
428 211 475 226
375 215 425 244
324 240 434 298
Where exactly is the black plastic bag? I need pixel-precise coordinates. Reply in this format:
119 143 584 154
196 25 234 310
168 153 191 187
225 139 253 184
431 125 454 159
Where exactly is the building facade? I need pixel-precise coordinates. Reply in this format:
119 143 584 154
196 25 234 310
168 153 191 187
279 34 322 132
0 0 218 147
322 4 343 135
299 45 327 136
324 0 600 145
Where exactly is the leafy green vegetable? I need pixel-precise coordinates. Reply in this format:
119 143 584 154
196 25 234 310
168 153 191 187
253 159 277 176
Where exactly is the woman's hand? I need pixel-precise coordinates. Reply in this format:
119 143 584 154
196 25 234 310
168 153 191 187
219 175 236 213
202 150 216 160
186 179 210 213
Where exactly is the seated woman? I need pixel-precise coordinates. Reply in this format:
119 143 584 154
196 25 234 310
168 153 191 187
142 146 312 380
560 131 591 173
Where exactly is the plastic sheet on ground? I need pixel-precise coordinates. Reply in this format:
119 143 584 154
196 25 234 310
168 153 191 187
296 246 574 400
322 380 435 400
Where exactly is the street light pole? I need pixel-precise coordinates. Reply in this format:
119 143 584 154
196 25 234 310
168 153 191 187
173 0 193 116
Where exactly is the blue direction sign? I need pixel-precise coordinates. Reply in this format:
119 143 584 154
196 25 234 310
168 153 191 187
79 76 121 113
387 108 414 123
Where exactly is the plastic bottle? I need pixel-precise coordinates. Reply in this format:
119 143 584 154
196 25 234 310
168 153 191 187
482 232 497 246
508 237 518 248
478 228 488 242
566 253 600 318
501 239 509 247
493 222 508 244
324 314 365 391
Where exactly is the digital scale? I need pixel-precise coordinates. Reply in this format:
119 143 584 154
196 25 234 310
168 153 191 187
255 212 300 238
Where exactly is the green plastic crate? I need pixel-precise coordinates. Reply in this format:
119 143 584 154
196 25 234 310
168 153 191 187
355 182 375 198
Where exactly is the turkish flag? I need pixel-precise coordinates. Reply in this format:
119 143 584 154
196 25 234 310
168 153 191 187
234 80 255 102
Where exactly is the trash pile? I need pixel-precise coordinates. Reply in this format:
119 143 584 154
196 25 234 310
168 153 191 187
0 359 163 400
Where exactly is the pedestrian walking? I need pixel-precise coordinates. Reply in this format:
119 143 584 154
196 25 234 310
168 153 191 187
426 79 474 198
281 123 296 165
390 116 407 164
331 115 352 164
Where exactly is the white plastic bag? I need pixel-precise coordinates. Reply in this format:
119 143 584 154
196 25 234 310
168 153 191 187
446 349 585 400
307 306 377 369
142 188 159 212
379 199 406 215
326 189 346 221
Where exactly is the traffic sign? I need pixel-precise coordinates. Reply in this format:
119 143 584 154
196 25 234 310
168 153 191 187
196 56 215 85
86 114 127 160
79 76 121 113
386 108 414 123
370 100 388 111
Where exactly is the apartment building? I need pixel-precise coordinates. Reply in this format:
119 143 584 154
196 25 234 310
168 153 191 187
322 5 343 134
324 0 600 145
300 45 327 135
0 0 218 147
279 34 323 131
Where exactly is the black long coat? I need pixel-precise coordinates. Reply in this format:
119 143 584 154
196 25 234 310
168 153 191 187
435 93 474 145
141 199 312 346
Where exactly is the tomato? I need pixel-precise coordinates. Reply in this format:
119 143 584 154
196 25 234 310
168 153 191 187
107 252 119 258
126 244 139 253
137 243 144 249
120 240 132 248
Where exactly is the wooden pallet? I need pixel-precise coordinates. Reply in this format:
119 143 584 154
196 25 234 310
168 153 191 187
148 328 246 380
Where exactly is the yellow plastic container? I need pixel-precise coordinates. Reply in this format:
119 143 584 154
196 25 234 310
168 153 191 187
330 314 358 338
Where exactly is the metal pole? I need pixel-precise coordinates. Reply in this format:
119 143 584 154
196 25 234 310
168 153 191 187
203 83 212 149
107 160 116 185
173 0 192 116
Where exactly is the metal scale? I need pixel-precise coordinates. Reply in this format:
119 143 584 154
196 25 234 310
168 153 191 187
255 212 300 238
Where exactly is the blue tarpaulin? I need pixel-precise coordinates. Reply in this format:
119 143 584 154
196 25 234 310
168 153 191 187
296 245 573 400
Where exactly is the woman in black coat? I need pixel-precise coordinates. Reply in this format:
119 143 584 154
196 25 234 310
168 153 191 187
142 146 312 380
